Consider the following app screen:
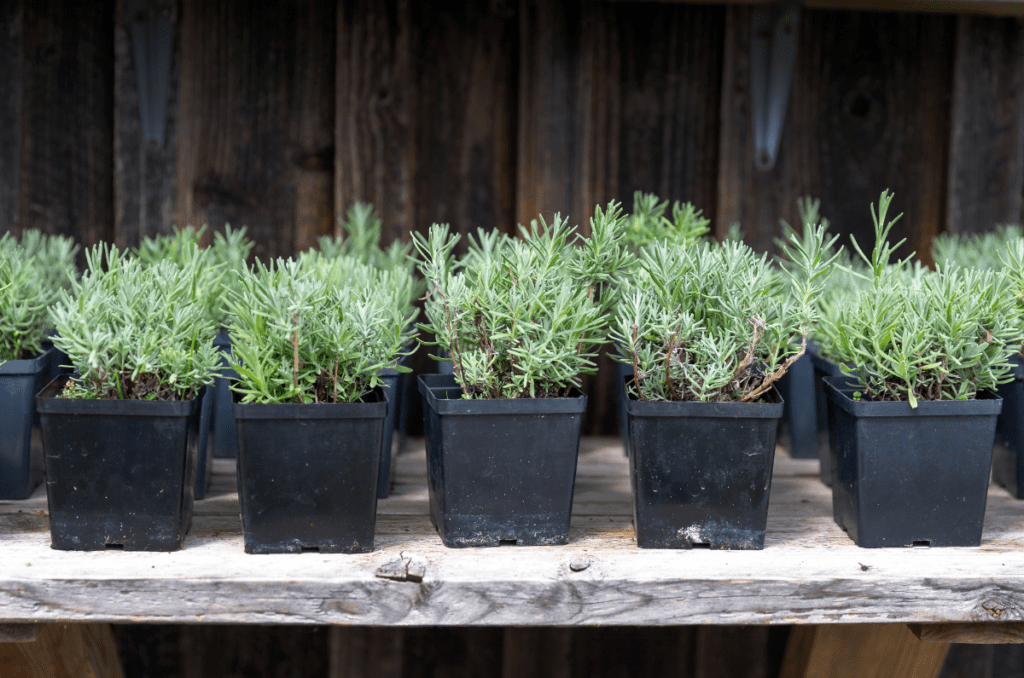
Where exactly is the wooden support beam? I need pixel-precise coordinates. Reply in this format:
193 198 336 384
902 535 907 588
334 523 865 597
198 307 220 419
945 14 1024 234
0 623 125 678
909 622 1024 644
780 624 949 678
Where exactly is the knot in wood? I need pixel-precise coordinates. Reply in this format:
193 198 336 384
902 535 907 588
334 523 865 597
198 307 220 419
982 600 1008 619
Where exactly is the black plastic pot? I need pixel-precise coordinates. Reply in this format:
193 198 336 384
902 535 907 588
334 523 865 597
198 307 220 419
193 384 215 500
40 330 71 384
419 373 586 548
617 361 634 455
993 355 1024 498
625 382 783 549
211 331 239 459
377 367 401 499
37 376 200 551
824 376 1001 548
777 351 817 459
233 388 387 554
809 349 844 485
0 349 52 499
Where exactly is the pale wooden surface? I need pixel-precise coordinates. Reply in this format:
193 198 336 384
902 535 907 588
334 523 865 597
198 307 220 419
780 624 949 678
3 438 1024 626
0 623 125 678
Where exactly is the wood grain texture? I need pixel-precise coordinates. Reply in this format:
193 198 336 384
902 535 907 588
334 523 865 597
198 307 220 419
779 624 948 678
946 14 1024 234
336 0 413 243
718 8 954 264
910 622 1024 644
0 624 125 678
112 0 179 250
329 627 404 678
0 0 22 233
16 0 114 250
938 645 995 678
176 0 335 260
7 441 1024 626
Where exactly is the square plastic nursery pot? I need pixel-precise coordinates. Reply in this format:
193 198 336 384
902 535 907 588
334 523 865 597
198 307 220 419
625 381 783 550
993 354 1024 498
376 368 401 499
776 351 817 459
40 330 71 384
418 373 586 548
233 387 387 554
211 331 240 459
617 361 633 456
809 348 844 486
823 376 1001 548
37 376 201 551
0 348 52 499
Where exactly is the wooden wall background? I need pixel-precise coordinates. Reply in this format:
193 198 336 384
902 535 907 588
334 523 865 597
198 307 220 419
2 0 1023 433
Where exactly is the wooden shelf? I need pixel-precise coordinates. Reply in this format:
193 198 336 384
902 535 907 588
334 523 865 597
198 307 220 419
2 438 1024 626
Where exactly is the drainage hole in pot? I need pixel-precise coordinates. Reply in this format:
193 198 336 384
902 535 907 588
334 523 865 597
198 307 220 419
499 539 518 546
105 543 124 550
300 546 319 553
912 540 931 548
691 543 711 550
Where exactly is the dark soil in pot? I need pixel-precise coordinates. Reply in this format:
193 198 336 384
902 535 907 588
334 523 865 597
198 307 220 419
233 387 387 554
809 349 845 486
37 376 200 551
418 373 586 548
625 381 783 550
993 354 1024 498
211 330 240 459
776 351 817 459
824 376 1001 548
0 348 52 499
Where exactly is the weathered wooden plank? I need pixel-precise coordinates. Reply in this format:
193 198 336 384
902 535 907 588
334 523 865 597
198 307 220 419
16 0 115 250
176 0 335 260
946 14 1024 234
113 0 179 250
6 442 1024 626
0 0 22 234
718 8 954 264
0 624 125 678
779 624 948 678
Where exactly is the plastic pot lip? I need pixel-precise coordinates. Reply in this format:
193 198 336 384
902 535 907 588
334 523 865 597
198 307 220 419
213 329 232 348
1009 353 1024 381
808 350 846 376
823 376 1003 417
418 373 587 415
233 386 387 420
623 379 784 419
0 347 52 377
36 375 201 417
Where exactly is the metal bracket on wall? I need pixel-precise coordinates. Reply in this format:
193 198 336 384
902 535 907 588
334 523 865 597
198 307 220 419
750 2 800 172
129 0 175 146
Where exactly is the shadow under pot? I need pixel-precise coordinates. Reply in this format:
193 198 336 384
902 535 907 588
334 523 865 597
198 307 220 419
625 380 783 550
418 374 586 548
233 387 387 554
0 348 52 499
776 350 818 460
809 348 845 486
993 354 1024 498
823 376 1001 548
36 376 201 551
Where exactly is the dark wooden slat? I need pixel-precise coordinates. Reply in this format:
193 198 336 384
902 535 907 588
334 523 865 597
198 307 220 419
17 0 115 250
695 627 769 678
336 0 413 244
568 627 697 678
0 0 22 233
175 0 335 260
938 645 994 678
410 0 518 243
179 625 329 678
502 628 572 678
402 628 504 678
946 14 1024 234
113 0 179 250
329 627 404 678
718 8 955 264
